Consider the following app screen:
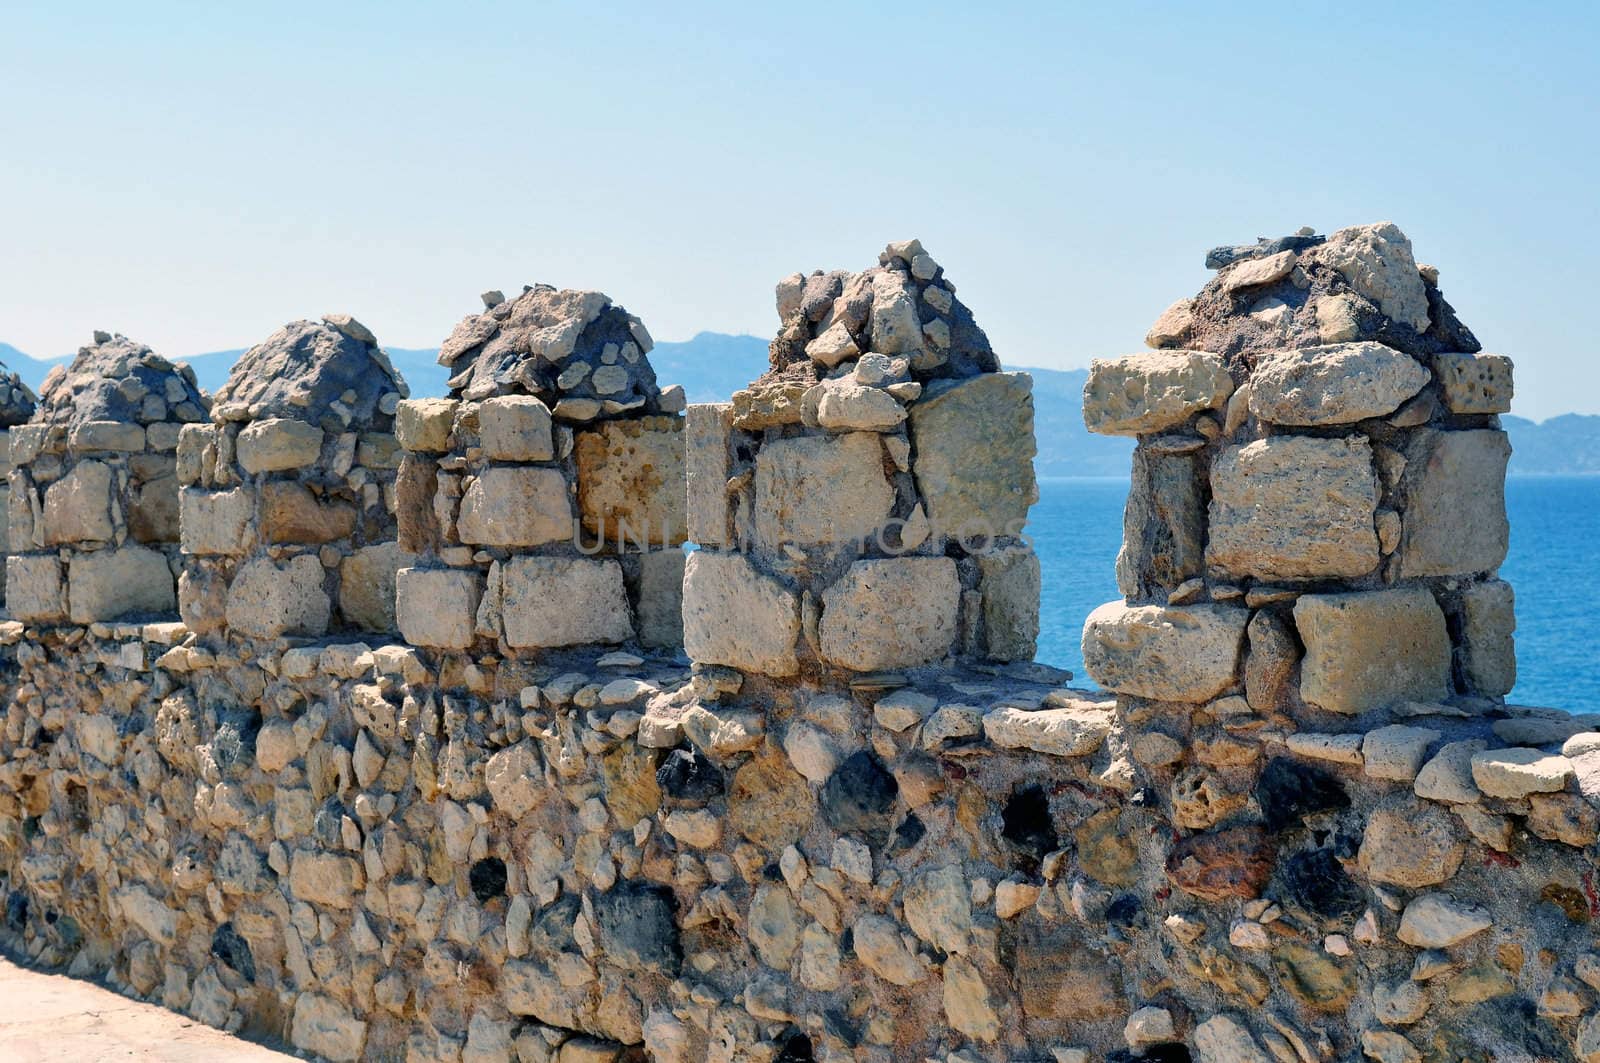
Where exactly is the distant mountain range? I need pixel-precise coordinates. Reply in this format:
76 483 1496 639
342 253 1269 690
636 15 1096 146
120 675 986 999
4 334 1596 477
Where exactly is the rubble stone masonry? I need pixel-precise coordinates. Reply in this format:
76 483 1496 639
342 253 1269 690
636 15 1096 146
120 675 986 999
1 234 1597 1063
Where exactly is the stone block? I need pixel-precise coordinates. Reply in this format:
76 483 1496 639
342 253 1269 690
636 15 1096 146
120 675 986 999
340 542 413 632
575 415 686 547
128 473 180 543
753 432 893 547
501 557 633 648
7 554 67 622
179 487 254 556
395 398 459 453
1312 221 1431 332
1400 429 1510 577
68 545 175 623
1081 601 1248 702
178 565 227 634
42 460 116 544
686 403 733 546
236 417 325 474
355 432 400 469
1459 579 1516 697
635 548 686 649
260 481 357 544
819 558 960 671
1247 342 1430 425
68 421 146 452
175 424 217 486
291 992 367 1062
909 372 1038 540
1434 352 1513 414
1207 435 1380 581
1082 351 1233 436
395 566 482 649
682 551 800 676
476 395 554 461
225 555 331 639
1117 446 1203 598
456 466 572 547
977 544 1040 661
1294 587 1451 714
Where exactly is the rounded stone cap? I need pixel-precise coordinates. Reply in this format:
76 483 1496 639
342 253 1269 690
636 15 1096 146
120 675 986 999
0 359 38 428
34 333 208 427
437 284 662 421
211 316 407 432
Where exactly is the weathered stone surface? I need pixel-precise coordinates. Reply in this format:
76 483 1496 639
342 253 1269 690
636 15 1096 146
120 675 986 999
225 555 330 639
1273 940 1357 1012
1247 342 1429 426
685 403 732 547
681 551 800 676
1166 826 1274 901
339 542 410 632
289 851 358 908
1013 920 1126 1020
1117 447 1204 598
179 487 254 556
395 566 481 649
1193 1014 1272 1063
1358 805 1464 888
215 319 403 434
1435 352 1513 414
501 557 632 648
1312 221 1432 332
456 466 572 547
1244 610 1299 712
1459 579 1516 696
853 914 925 986
395 398 458 453
1397 894 1491 948
1208 435 1380 581
576 416 686 546
67 544 175 623
1363 725 1441 783
1470 748 1574 799
42 460 116 543
815 382 906 431
1400 429 1510 578
476 394 553 461
1294 588 1451 714
977 544 1039 660
909 372 1037 538
1083 351 1233 436
1081 601 1248 702
727 749 814 851
236 417 325 474
753 432 892 547
982 696 1114 757
634 548 686 650
291 992 367 1062
259 481 356 544
819 558 960 671
1414 739 1487 804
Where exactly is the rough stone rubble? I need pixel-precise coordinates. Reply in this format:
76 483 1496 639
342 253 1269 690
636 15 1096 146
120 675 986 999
0 233 1596 1063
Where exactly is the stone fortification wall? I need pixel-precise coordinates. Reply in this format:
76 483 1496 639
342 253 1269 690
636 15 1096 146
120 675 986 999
3 233 1600 1063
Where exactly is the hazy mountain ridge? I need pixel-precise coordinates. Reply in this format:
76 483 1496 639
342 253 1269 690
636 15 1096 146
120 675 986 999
4 335 1594 475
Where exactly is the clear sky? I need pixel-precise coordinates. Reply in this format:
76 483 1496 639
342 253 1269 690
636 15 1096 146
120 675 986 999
2 1 1596 419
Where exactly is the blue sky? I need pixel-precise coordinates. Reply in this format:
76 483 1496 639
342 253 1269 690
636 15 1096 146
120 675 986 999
2 1 1596 419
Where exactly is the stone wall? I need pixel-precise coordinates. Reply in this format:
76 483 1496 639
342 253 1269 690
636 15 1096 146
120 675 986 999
3 232 1600 1063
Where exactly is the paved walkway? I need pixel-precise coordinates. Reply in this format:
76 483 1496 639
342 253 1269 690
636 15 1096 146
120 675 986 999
0 954 295 1062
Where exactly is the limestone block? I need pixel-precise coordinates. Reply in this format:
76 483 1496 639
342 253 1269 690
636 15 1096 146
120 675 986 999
128 473 180 543
1207 435 1380 581
685 403 733 547
68 544 175 623
291 992 367 1062
909 372 1038 540
818 558 960 671
356 432 400 469
42 460 116 543
476 394 554 461
225 555 331 639
395 566 482 649
1193 1015 1273 1063
395 398 459 453
982 696 1115 756
179 487 254 556
1081 601 1248 702
1117 447 1203 598
501 557 633 648
175 424 218 486
1247 342 1430 425
236 417 325 474
575 415 686 547
815 383 906 432
1312 221 1431 332
868 270 923 355
1082 351 1233 436
1399 429 1510 577
1396 894 1491 948
69 421 145 452
753 432 893 547
635 548 686 649
1435 352 1513 414
977 544 1040 661
1459 579 1516 696
340 542 413 632
1294 587 1451 714
7 554 67 622
456 466 572 547
682 551 800 676
177 565 227 634
1470 747 1574 799
260 481 357 544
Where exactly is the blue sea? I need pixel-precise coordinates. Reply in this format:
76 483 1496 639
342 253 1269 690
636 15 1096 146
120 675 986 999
1030 476 1600 712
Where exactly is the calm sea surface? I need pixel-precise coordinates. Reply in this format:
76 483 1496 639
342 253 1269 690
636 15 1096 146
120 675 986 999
1030 476 1600 712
